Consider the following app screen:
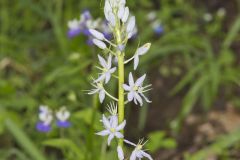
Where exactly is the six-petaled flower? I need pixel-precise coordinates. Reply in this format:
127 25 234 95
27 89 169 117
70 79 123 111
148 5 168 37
95 55 116 84
88 81 106 103
96 114 126 145
123 72 152 106
124 139 153 160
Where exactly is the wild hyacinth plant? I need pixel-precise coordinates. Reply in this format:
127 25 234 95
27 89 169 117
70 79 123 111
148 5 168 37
87 0 153 159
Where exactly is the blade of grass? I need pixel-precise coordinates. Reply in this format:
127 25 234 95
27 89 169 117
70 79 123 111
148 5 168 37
5 119 47 160
186 129 240 160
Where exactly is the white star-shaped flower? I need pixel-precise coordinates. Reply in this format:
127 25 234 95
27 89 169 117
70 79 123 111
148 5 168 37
96 114 126 146
95 55 116 84
88 82 106 103
123 72 151 106
133 43 151 70
124 139 153 160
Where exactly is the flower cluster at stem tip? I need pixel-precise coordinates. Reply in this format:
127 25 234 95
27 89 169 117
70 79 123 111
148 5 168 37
86 0 153 159
67 9 137 45
36 105 71 133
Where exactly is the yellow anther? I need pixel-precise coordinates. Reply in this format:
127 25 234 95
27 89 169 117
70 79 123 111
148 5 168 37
136 145 142 150
110 128 116 133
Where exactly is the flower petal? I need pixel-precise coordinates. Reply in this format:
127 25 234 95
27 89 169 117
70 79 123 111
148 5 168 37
107 133 114 146
118 6 125 19
98 55 108 68
134 92 143 106
99 89 105 103
105 72 111 84
136 43 151 56
116 120 126 131
115 132 124 138
109 115 118 126
135 74 146 86
124 139 137 147
94 74 105 83
122 7 129 23
123 84 131 91
117 146 124 160
111 115 118 128
108 12 116 27
89 29 105 40
130 150 137 160
104 1 111 21
93 39 107 49
128 72 134 86
127 16 135 33
141 150 153 160
133 55 139 70
102 114 111 129
109 67 116 73
36 122 51 133
136 150 143 158
128 91 134 102
96 130 110 136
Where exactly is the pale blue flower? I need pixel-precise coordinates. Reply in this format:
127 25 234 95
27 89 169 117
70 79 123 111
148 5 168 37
124 139 153 160
123 73 151 106
67 19 82 38
96 114 126 145
95 55 116 84
133 43 151 70
88 82 105 103
152 21 164 35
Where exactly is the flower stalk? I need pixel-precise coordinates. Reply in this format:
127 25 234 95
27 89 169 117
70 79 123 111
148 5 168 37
87 0 153 159
116 34 125 147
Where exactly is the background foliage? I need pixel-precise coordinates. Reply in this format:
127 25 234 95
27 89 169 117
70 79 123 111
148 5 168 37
1 0 240 159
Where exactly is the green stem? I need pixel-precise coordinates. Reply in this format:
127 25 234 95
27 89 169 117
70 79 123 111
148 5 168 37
115 23 125 147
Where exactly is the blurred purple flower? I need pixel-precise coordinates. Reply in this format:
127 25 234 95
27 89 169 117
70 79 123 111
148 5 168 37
56 121 71 128
153 25 164 35
56 107 71 128
36 122 52 132
67 19 82 38
36 105 53 133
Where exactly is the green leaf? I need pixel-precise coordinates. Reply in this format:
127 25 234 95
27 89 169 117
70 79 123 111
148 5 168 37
186 129 240 160
171 76 208 133
73 108 101 130
5 119 47 160
170 62 206 95
42 138 83 159
223 16 240 49
146 131 177 153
